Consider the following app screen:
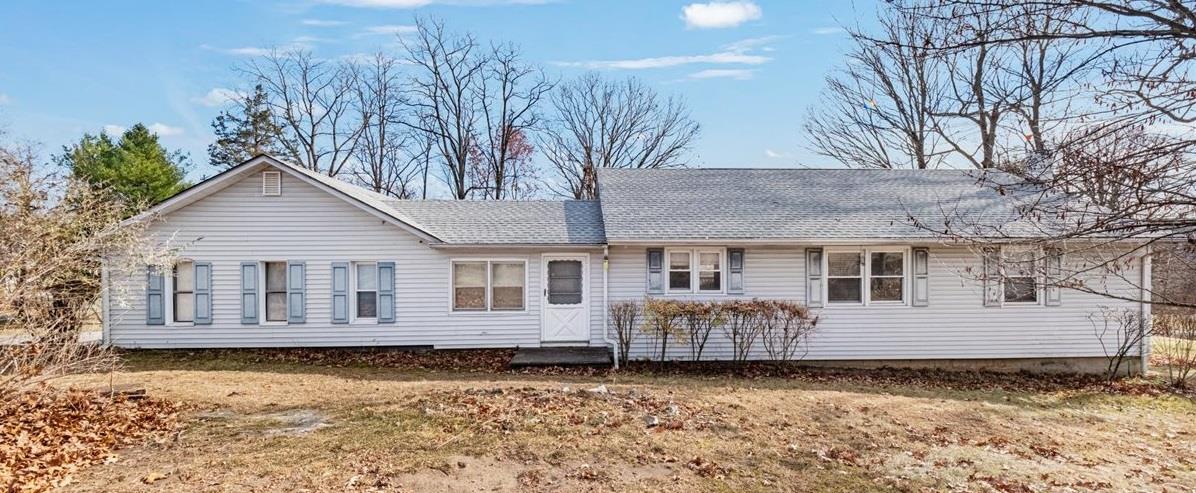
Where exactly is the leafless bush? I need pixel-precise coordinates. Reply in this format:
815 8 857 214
720 300 765 364
759 300 820 364
0 145 169 400
1088 307 1149 382
608 300 640 366
641 298 686 365
1153 314 1196 388
679 301 722 362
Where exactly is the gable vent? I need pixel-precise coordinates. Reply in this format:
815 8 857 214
261 171 281 196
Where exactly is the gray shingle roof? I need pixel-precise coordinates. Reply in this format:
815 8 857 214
597 168 1047 241
386 199 607 245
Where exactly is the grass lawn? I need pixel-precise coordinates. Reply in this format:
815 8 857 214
53 351 1196 492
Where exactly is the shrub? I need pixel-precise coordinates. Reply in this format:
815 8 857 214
760 300 820 363
1154 314 1196 388
720 299 765 363
642 298 686 365
609 300 641 366
680 301 722 361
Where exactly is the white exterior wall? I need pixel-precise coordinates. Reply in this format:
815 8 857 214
609 245 1145 361
106 167 604 349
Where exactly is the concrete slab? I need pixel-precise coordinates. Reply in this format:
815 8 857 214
510 347 612 367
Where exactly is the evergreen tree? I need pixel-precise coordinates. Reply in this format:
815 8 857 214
59 123 190 211
207 85 285 168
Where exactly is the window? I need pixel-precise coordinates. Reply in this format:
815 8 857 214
1003 251 1038 303
668 251 691 291
491 262 526 310
546 260 583 305
355 262 377 319
665 248 724 293
827 251 863 303
869 251 905 302
452 260 526 312
264 261 288 322
172 261 194 323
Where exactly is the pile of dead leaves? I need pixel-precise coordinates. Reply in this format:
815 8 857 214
415 386 727 436
0 387 180 492
136 348 516 373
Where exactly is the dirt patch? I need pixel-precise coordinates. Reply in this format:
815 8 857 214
0 388 179 492
196 407 330 435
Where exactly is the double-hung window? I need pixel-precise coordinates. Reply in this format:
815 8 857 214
172 261 195 323
355 262 378 319
1003 250 1038 304
452 260 526 312
825 248 908 305
665 248 724 294
264 261 288 322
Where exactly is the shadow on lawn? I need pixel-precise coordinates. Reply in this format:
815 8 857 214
112 348 1192 409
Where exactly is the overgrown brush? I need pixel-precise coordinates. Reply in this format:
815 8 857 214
1154 313 1196 388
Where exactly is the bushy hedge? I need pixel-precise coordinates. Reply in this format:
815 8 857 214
632 298 820 364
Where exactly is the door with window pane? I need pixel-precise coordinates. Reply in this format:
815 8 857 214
541 255 589 342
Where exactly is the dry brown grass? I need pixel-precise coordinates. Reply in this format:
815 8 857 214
47 351 1196 492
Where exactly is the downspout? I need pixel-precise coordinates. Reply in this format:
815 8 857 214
100 260 111 347
1138 246 1152 375
602 245 617 369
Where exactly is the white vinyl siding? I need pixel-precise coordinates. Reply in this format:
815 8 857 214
609 245 1143 362
105 164 604 349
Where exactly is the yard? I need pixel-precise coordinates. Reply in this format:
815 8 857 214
32 349 1194 492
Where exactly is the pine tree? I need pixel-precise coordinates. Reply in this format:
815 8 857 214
59 123 190 211
207 85 285 168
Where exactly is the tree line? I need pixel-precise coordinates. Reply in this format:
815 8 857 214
208 18 699 200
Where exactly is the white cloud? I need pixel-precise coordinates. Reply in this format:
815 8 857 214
681 1 761 29
557 35 778 71
103 124 126 135
302 19 348 26
0 93 9 105
201 44 273 57
148 123 185 137
811 26 845 35
357 24 418 37
689 68 754 80
316 0 549 8
192 88 245 107
765 149 794 159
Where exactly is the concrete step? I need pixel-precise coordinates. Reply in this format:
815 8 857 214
510 347 612 367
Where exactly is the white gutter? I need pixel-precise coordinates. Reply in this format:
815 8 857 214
602 245 617 369
1139 246 1152 375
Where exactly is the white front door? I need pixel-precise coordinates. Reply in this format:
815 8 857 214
541 254 589 343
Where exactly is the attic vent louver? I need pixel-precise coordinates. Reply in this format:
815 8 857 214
262 171 281 196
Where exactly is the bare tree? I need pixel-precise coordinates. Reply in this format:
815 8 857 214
403 19 487 200
805 9 949 169
353 53 422 198
471 43 552 199
541 73 699 199
243 49 366 176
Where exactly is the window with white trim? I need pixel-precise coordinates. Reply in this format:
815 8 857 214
826 251 863 303
172 261 194 323
1002 250 1038 304
355 262 378 319
869 251 905 302
825 248 910 305
263 261 288 322
452 260 526 311
665 248 724 293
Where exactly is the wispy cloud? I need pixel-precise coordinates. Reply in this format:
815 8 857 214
811 26 845 35
201 40 313 56
556 35 778 71
103 124 126 135
148 123 185 137
192 88 245 108
200 44 274 57
356 24 418 37
689 68 754 80
681 1 761 29
315 0 550 8
302 19 348 27
765 149 794 159
0 93 10 106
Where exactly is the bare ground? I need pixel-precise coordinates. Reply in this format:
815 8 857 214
49 351 1196 492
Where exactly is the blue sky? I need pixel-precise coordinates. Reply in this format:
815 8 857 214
0 0 876 180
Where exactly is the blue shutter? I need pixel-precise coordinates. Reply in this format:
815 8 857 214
194 262 213 324
240 262 259 324
331 262 349 324
146 266 165 325
377 261 395 323
911 248 929 307
646 249 664 294
288 261 306 323
728 248 745 294
805 248 823 308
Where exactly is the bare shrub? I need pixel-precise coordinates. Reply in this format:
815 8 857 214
641 298 686 365
759 300 821 364
1153 314 1196 388
0 145 168 400
1088 307 1149 381
680 301 722 362
608 300 640 366
720 300 764 364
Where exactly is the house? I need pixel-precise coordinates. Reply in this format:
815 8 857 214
102 155 1152 374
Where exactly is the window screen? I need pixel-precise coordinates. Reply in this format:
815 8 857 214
356 263 378 318
547 260 583 305
827 251 862 303
264 261 288 321
491 262 526 310
452 262 487 310
173 261 194 323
